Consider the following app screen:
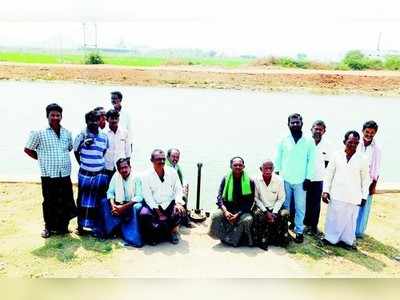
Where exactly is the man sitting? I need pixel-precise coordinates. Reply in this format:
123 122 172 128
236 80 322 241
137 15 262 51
99 158 143 247
166 148 192 227
209 157 255 247
252 160 290 250
140 149 186 245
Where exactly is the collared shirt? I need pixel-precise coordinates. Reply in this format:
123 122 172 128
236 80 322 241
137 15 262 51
73 130 109 172
119 110 132 144
141 166 185 209
104 127 131 171
254 174 285 214
357 139 381 182
312 137 332 182
275 135 316 184
107 173 143 204
323 150 369 205
25 126 73 178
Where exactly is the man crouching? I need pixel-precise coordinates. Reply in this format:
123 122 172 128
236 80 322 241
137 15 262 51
99 158 143 247
140 149 186 245
209 157 255 247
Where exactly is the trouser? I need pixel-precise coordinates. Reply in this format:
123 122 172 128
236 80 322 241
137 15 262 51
283 181 306 234
304 181 323 229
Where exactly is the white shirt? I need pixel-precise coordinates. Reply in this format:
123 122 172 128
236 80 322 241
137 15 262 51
141 166 185 209
323 150 369 205
104 127 131 171
118 109 133 146
254 174 285 214
313 137 332 182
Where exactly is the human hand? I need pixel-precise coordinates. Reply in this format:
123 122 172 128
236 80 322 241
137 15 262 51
266 212 276 223
322 192 330 204
359 199 367 207
303 179 312 191
174 203 186 217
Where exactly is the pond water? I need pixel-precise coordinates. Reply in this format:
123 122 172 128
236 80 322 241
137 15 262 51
0 80 398 210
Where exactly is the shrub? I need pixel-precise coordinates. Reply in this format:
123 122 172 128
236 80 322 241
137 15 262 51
384 55 400 70
84 52 104 64
342 50 369 70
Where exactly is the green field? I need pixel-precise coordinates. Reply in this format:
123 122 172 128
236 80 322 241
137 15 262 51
0 51 251 68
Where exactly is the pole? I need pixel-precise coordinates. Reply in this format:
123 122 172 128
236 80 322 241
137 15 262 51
195 162 203 213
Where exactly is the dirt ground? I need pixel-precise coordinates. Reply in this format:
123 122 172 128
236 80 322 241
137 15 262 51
0 182 399 278
1 62 400 96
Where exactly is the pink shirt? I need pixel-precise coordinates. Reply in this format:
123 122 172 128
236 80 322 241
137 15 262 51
358 139 381 182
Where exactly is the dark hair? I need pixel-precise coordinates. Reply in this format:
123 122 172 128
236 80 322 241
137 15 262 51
116 157 130 169
362 120 378 131
312 120 326 129
230 156 245 166
94 107 105 115
106 109 120 119
85 110 99 123
343 130 360 143
287 113 303 124
46 103 63 117
111 91 123 101
150 149 165 161
167 148 180 158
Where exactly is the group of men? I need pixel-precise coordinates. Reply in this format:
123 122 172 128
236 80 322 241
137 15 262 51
25 98 381 251
25 91 191 246
209 113 381 251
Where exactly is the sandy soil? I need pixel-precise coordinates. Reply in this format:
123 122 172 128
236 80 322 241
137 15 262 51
1 62 400 96
0 183 399 278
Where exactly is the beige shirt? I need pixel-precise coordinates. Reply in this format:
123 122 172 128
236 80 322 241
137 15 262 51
323 150 369 205
104 127 131 171
254 174 285 214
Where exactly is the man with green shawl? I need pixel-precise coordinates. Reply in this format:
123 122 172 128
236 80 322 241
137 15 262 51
209 157 255 247
166 148 192 227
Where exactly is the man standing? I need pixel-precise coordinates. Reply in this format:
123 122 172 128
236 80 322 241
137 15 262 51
209 157 255 247
24 103 77 238
275 113 316 243
111 91 133 153
99 158 143 247
252 160 289 250
140 149 186 245
104 109 131 181
356 120 381 238
73 110 109 236
304 120 331 236
322 131 369 250
93 107 107 132
166 148 192 227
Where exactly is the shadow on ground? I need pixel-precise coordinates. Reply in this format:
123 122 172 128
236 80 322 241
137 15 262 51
287 234 400 272
31 234 123 263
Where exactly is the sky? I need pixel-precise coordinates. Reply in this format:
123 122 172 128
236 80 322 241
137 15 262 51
1 0 400 59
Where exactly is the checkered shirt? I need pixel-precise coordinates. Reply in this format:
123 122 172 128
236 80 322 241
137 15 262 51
25 127 73 178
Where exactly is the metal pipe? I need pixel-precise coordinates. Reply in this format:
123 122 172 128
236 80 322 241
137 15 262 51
195 162 203 213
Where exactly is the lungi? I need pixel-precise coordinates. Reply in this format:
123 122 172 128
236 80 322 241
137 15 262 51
99 198 143 247
209 211 254 247
324 199 359 246
41 176 77 232
251 207 289 249
139 200 184 245
77 169 108 231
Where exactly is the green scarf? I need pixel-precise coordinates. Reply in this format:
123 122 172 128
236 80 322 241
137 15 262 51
166 160 183 184
223 171 252 202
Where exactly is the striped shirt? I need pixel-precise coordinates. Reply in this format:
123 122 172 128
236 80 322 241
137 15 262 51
73 130 109 172
25 127 73 178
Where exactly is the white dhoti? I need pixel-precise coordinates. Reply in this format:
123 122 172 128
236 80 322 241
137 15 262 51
324 199 359 246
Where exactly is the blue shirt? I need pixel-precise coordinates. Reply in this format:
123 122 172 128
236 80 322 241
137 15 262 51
73 130 109 172
106 174 143 204
25 127 73 178
275 135 316 184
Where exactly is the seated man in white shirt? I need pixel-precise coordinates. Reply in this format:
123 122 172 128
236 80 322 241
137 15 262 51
252 160 290 250
321 130 369 251
140 149 186 245
104 109 131 181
